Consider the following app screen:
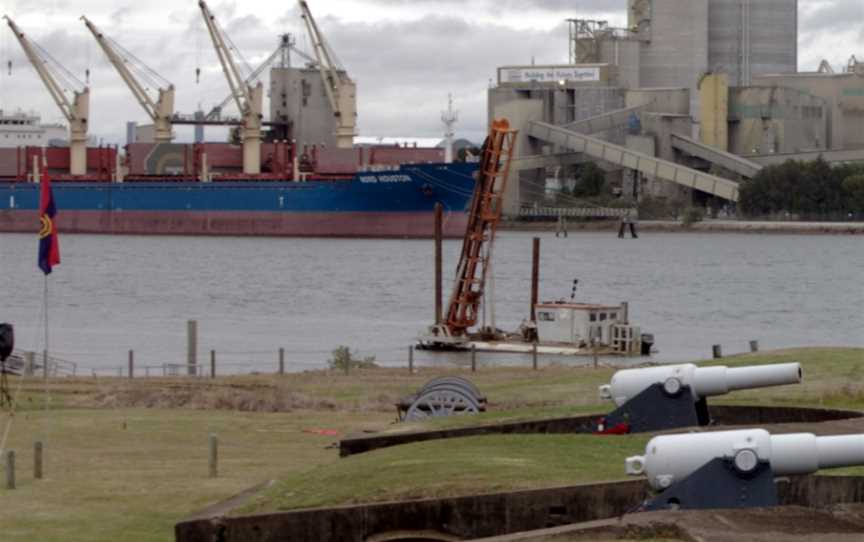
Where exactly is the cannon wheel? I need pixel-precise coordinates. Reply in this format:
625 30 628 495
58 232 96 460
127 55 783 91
404 385 481 422
419 376 483 402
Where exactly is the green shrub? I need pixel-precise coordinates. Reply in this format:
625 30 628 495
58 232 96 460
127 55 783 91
328 346 377 371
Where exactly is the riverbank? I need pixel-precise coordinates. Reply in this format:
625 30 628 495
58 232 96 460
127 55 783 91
502 219 864 235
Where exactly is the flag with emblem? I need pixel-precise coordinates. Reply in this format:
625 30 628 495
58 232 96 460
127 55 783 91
38 169 60 275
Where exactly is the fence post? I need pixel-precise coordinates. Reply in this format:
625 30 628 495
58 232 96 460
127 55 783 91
34 441 43 480
533 343 539 371
42 349 48 380
25 351 34 376
278 348 285 376
471 345 477 373
408 345 414 374
128 350 134 380
187 319 198 377
208 434 218 478
712 344 723 359
5 450 14 490
749 340 760 353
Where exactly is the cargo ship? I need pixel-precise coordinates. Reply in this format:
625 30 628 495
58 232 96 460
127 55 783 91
0 143 477 238
0 5 478 239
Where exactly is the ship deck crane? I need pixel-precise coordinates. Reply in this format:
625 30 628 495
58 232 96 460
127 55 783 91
198 0 263 174
441 120 517 339
4 16 90 176
81 16 174 143
298 0 357 148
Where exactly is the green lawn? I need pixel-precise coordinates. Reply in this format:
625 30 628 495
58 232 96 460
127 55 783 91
0 347 861 541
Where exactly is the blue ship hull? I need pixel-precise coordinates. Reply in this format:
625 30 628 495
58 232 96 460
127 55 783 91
0 163 477 238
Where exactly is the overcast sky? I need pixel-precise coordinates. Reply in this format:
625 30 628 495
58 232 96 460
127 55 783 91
0 0 861 144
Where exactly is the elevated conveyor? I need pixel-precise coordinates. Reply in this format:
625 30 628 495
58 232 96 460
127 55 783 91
561 103 652 135
527 121 740 202
671 134 763 178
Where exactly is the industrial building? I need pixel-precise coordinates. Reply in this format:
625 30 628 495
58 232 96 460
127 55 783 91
490 0 864 216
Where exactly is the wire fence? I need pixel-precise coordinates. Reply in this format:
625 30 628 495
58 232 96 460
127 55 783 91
3 343 644 381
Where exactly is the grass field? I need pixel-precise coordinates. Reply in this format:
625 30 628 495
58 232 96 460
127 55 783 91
0 347 861 541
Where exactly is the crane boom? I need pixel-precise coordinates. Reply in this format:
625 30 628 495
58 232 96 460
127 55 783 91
198 0 262 174
81 16 174 143
199 0 251 117
445 120 517 336
4 15 89 176
297 0 356 148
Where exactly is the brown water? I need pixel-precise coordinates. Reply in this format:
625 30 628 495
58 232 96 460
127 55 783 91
1 231 861 373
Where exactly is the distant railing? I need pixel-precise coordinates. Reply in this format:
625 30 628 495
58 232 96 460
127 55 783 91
519 206 635 219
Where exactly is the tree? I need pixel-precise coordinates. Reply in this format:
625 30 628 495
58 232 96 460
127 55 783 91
571 162 607 198
843 175 864 214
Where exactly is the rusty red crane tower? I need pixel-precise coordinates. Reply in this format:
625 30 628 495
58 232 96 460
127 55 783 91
444 119 517 337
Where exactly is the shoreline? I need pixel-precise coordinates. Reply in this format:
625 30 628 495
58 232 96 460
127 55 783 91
501 219 864 235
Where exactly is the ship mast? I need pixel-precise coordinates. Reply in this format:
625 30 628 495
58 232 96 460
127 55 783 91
441 94 458 164
4 16 90 176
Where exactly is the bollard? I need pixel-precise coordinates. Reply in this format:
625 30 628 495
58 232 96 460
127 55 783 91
128 350 134 379
533 343 539 371
210 350 216 379
34 441 43 480
712 344 723 359
408 345 414 374
750 340 760 353
208 434 218 478
471 344 477 373
5 450 14 490
278 348 285 376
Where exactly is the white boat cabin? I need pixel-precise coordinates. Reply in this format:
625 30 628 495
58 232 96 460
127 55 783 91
535 302 633 347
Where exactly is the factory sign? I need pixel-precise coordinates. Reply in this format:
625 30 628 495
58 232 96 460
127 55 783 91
499 66 601 84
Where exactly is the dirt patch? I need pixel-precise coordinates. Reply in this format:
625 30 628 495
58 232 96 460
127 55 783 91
64 381 398 413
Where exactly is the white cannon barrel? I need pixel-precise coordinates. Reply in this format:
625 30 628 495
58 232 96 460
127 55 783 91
626 429 864 490
600 362 802 406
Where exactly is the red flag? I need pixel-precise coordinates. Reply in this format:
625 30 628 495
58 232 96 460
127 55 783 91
38 169 60 275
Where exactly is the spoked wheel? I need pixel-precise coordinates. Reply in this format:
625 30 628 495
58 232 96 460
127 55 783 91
404 385 481 422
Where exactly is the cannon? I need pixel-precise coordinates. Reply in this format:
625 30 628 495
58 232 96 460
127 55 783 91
625 429 864 510
397 376 486 422
593 362 802 434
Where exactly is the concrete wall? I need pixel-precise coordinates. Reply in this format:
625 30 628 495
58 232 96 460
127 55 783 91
599 40 641 89
700 73 729 151
728 86 829 155
708 0 798 86
626 88 690 116
753 71 864 150
270 67 339 149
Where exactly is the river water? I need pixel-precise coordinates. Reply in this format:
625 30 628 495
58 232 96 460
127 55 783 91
1 231 861 374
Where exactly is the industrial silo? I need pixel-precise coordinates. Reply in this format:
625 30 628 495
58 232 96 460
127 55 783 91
708 0 798 86
628 0 709 120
